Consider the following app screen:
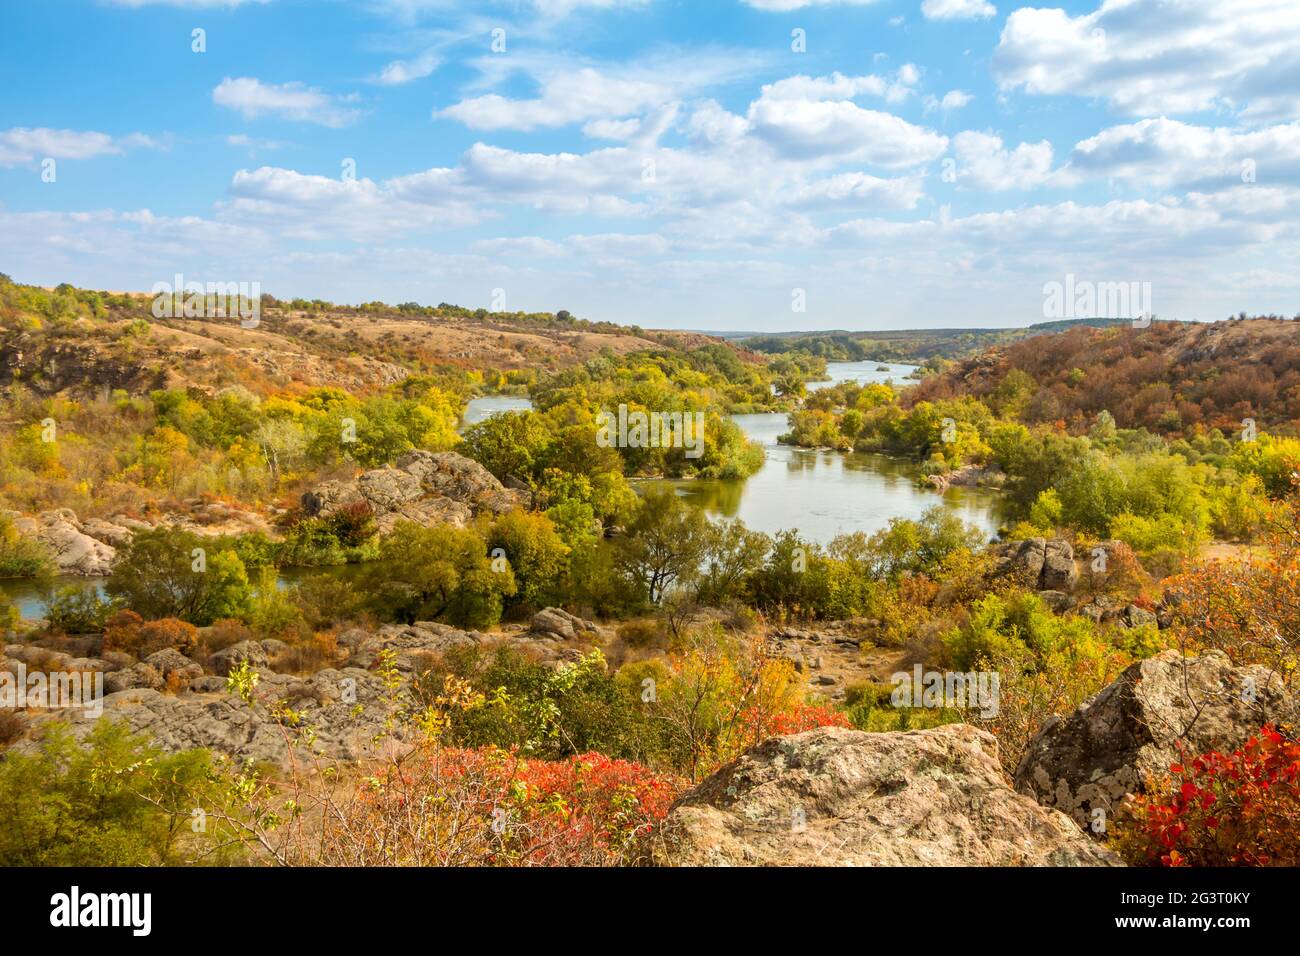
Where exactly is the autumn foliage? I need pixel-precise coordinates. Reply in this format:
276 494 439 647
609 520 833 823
307 744 684 867
1115 726 1300 867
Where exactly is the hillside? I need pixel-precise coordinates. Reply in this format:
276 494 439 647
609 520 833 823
0 277 735 399
906 317 1300 437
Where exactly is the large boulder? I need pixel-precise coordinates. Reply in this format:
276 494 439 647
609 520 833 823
208 640 269 676
650 725 1119 867
7 509 116 576
989 537 1078 592
300 450 526 532
1015 649 1297 829
394 450 527 514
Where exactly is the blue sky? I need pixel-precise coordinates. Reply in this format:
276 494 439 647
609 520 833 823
2 0 1298 331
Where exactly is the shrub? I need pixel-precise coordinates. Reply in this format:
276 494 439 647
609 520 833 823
0 514 54 578
288 572 368 629
106 526 252 625
42 585 112 634
361 521 515 629
325 501 377 548
1114 726 1300 867
103 612 198 657
0 720 236 865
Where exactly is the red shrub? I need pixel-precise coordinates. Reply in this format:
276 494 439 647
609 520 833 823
1115 726 1300 866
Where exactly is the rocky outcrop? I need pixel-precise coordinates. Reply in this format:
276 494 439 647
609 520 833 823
1015 650 1297 829
6 509 117 576
17 617 593 763
989 537 1078 592
925 465 1006 492
528 607 605 642
6 504 277 579
26 668 402 765
301 450 528 534
651 725 1120 867
208 640 269 676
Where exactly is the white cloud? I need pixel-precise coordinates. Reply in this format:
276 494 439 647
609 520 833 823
951 131 1054 190
748 93 948 167
219 166 482 241
213 77 360 127
0 127 158 167
925 89 973 113
438 67 672 131
922 0 996 21
373 51 441 85
995 0 1300 120
472 236 570 258
1064 117 1300 190
787 171 925 210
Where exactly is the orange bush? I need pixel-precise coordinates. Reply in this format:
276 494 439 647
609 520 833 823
310 744 684 866
102 611 198 658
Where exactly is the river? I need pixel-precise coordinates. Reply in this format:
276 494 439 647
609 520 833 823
0 367 1001 618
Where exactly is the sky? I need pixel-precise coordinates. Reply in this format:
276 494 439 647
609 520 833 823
1 0 1299 332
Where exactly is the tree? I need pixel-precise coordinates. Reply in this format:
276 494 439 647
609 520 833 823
612 488 712 605
106 527 252 626
361 521 515 628
460 410 553 482
484 511 570 613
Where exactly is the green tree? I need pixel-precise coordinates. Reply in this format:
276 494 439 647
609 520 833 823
361 521 515 628
106 527 252 625
612 488 712 605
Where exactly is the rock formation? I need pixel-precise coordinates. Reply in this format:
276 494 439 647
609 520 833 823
1015 649 1297 829
650 724 1120 866
300 450 528 534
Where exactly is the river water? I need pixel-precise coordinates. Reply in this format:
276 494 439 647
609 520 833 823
1 367 1001 618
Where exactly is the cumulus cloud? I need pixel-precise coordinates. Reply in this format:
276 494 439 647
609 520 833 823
213 77 360 127
1064 117 1300 190
995 0 1300 120
0 127 159 167
951 130 1054 190
748 94 948 167
219 166 482 241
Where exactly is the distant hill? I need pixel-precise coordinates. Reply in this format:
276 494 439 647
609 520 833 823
737 317 1145 363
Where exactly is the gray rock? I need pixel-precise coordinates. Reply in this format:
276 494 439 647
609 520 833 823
208 640 269 676
300 450 527 533
529 607 603 642
1037 590 1074 614
1015 649 1297 829
7 509 116 576
989 537 1078 592
143 648 203 683
651 725 1119 867
1120 604 1157 628
104 662 163 694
